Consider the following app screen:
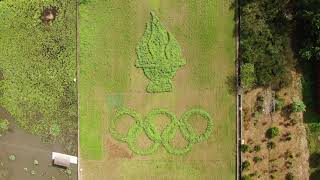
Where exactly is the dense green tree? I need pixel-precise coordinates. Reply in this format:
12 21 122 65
296 0 320 61
240 0 292 88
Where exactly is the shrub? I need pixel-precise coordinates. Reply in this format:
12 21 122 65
275 98 285 111
0 119 9 134
291 100 306 112
240 144 249 153
266 127 280 139
253 145 261 152
241 63 256 89
241 175 251 180
285 172 294 180
267 141 276 149
242 160 250 171
253 156 262 163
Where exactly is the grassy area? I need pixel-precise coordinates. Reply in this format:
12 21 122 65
80 0 236 179
0 0 77 154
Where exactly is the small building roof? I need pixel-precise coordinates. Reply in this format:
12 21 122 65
53 155 71 167
52 152 78 167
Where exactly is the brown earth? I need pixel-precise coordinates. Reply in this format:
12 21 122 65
242 71 309 179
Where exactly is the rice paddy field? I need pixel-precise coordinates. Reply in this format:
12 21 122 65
79 0 236 179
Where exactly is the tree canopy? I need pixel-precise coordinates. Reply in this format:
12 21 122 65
240 0 293 88
296 0 320 61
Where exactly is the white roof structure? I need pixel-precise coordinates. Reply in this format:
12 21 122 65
52 152 78 167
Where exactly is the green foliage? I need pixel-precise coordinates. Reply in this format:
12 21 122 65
266 127 280 139
136 12 185 93
240 144 249 153
253 145 261 152
0 0 77 153
253 156 262 163
241 63 256 89
241 175 251 180
110 107 213 155
267 141 276 149
296 0 320 61
49 124 61 137
275 98 285 111
0 119 9 134
291 100 306 112
241 160 250 171
240 0 292 87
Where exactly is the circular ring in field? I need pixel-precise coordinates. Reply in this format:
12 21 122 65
162 122 194 155
144 109 178 142
109 108 142 142
127 122 161 155
180 109 213 143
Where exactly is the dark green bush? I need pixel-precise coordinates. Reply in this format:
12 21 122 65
241 160 250 171
240 144 249 153
253 145 261 152
266 127 280 139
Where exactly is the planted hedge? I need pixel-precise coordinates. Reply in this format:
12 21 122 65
110 107 213 155
136 12 185 93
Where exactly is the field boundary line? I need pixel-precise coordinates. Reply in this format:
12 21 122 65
76 0 80 179
235 0 242 178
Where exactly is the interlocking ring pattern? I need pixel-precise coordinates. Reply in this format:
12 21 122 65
110 108 213 155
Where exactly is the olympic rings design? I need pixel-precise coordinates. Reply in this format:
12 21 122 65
110 108 213 155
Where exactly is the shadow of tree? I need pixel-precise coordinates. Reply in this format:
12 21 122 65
225 75 237 95
310 169 320 180
309 152 320 168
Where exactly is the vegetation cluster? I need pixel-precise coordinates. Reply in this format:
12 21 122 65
136 12 185 93
110 107 213 155
0 0 77 154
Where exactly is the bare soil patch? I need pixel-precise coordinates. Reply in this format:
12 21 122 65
242 71 309 179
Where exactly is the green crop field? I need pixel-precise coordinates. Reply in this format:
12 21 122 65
0 0 77 155
80 0 236 179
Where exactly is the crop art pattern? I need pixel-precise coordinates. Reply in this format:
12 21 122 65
110 108 213 155
136 12 185 93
